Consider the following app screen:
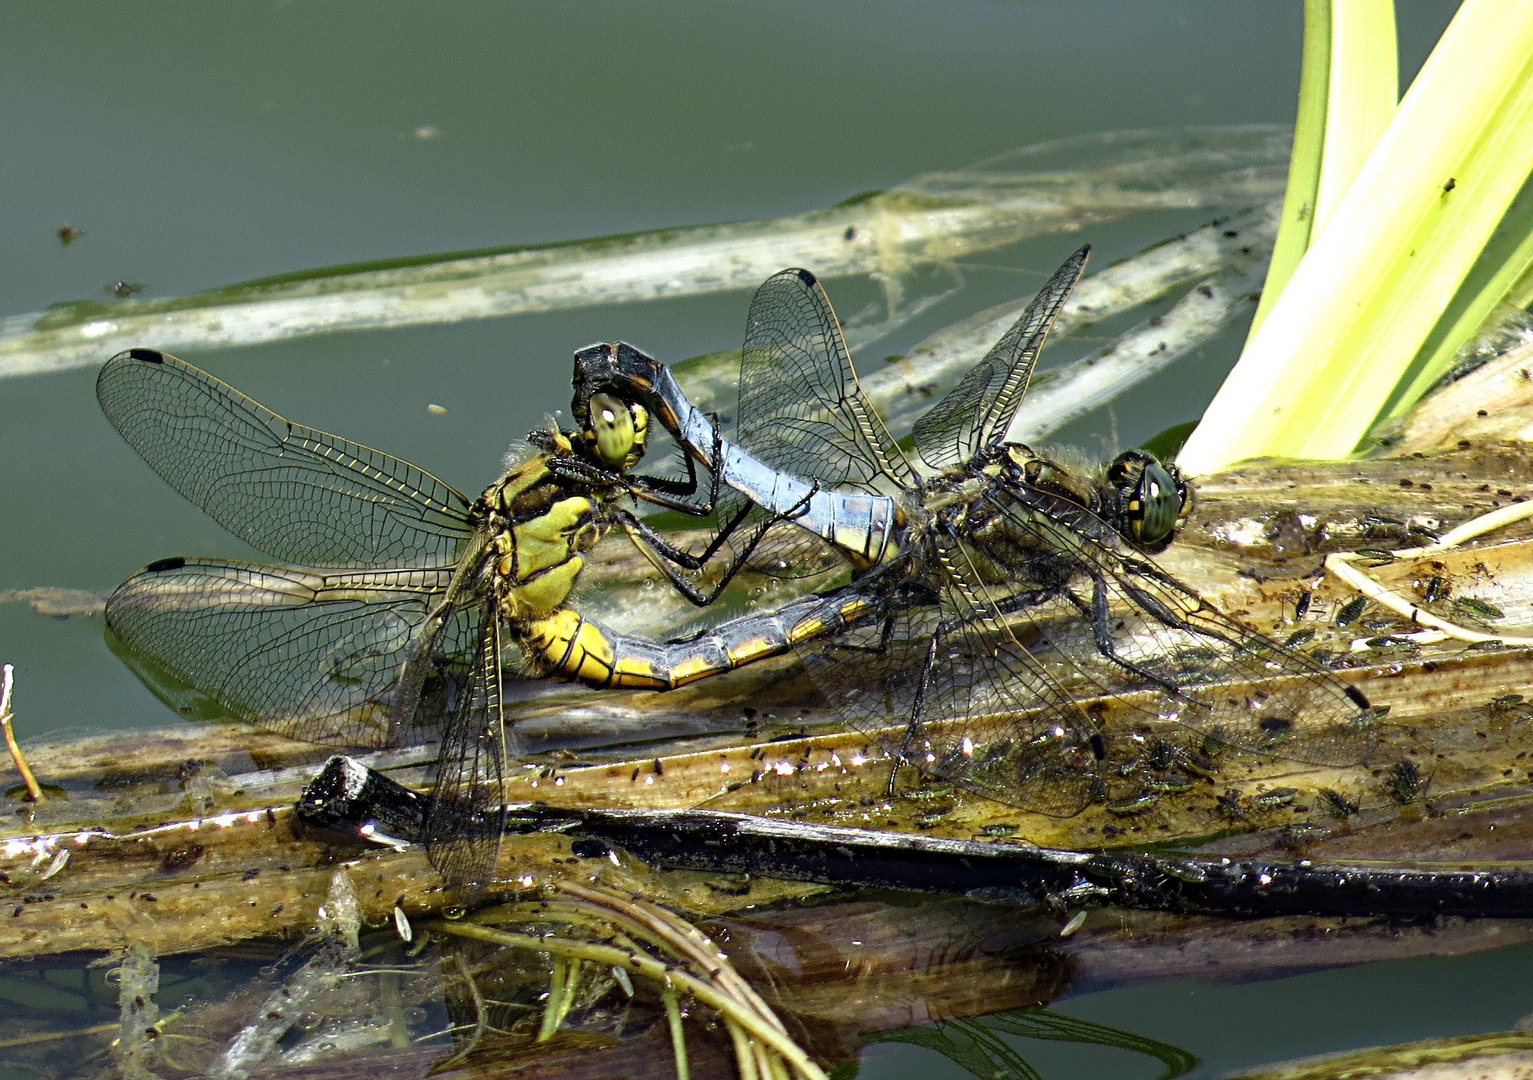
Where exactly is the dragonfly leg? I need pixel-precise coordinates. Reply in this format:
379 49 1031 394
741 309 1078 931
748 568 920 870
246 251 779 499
613 409 733 513
1062 578 1200 702
895 624 944 765
615 479 828 606
612 498 762 606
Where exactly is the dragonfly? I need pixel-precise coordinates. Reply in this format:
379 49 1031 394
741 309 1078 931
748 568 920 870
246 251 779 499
578 247 1379 814
97 347 836 898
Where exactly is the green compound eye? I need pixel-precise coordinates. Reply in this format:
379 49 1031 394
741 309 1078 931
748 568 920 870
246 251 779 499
1132 460 1184 547
1106 450 1188 551
586 392 637 468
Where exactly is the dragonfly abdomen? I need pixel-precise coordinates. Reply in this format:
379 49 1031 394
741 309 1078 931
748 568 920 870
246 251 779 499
520 589 883 690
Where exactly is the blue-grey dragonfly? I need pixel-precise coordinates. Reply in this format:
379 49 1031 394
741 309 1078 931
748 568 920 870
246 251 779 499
577 248 1378 814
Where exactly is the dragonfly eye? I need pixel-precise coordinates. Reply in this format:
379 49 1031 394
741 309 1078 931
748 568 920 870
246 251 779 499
1108 451 1188 551
1134 461 1188 547
585 392 644 469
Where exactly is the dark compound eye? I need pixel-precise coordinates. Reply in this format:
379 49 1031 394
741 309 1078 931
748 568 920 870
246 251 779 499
1132 460 1186 547
1106 451 1188 550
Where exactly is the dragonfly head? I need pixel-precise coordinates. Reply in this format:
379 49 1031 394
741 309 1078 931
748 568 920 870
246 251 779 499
1102 450 1190 552
581 392 650 471
572 342 674 471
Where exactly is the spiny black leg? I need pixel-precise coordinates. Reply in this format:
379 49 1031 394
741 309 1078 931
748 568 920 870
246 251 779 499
882 614 950 799
622 410 730 511
614 476 827 606
988 586 1062 619
1118 580 1245 654
1063 578 1198 702
615 500 763 606
819 599 897 659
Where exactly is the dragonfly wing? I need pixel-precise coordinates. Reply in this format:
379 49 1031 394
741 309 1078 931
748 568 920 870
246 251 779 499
978 488 1378 767
714 269 918 577
105 558 454 747
795 561 1103 817
738 269 916 494
98 349 472 567
912 246 1088 471
422 609 509 902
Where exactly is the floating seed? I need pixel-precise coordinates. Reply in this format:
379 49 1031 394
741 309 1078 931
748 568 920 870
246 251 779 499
1058 910 1089 937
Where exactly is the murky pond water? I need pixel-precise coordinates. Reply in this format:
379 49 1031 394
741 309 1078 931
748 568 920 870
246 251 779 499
8 3 1521 1078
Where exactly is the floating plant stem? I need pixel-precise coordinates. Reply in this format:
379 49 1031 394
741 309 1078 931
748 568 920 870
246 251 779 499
662 981 691 1080
0 664 44 802
433 880 826 1080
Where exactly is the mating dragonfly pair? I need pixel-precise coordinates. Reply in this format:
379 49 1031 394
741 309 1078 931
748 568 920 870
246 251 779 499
101 247 1375 898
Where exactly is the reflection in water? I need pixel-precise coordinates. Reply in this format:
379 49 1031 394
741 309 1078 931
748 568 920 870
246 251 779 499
877 1007 1198 1080
0 885 1084 1078
5 881 1533 1078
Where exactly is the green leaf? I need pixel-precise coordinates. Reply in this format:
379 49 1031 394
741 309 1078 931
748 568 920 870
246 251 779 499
1181 0 1533 474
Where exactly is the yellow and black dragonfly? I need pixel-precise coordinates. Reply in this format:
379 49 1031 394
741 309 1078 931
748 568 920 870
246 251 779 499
98 347 822 897
579 248 1379 815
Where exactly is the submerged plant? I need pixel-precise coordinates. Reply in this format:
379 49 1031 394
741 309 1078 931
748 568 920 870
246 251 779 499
432 879 826 1080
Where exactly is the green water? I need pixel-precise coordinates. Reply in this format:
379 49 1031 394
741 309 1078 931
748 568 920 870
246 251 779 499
3 3 1507 1078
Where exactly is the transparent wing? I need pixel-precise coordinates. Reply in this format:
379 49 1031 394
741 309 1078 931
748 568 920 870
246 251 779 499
715 268 918 576
794 562 1105 817
970 485 1378 767
422 610 509 902
97 349 472 567
737 268 917 495
105 557 455 747
913 246 1088 471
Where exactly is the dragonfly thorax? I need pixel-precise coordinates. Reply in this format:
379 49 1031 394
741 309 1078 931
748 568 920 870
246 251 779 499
1000 446 1099 509
474 445 616 621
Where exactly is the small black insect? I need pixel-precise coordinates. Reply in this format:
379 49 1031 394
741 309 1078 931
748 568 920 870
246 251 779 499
1283 627 1316 649
1317 787 1359 818
1385 759 1426 805
1335 596 1368 627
